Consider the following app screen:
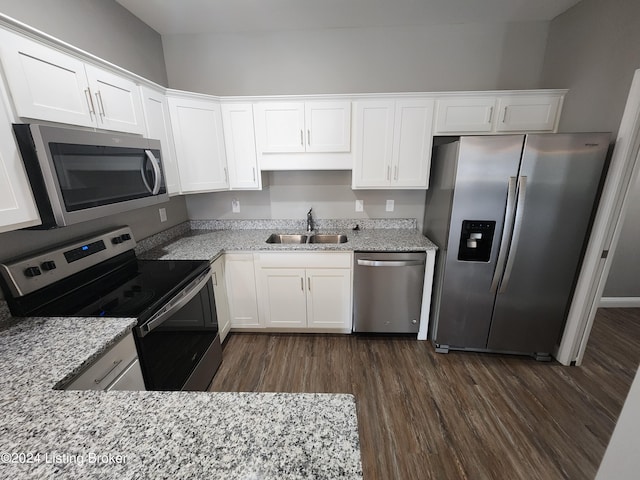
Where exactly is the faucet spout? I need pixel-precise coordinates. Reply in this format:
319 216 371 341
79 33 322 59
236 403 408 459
306 208 314 232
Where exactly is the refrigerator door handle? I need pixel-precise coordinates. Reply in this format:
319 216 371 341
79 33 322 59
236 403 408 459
490 176 518 293
499 176 528 293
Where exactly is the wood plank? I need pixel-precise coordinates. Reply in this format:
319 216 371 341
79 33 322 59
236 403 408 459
209 309 640 479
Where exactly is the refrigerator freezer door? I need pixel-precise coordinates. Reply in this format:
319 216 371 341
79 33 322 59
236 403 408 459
487 133 609 354
434 135 523 349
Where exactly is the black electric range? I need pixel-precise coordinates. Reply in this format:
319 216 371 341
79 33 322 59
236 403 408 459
0 227 222 391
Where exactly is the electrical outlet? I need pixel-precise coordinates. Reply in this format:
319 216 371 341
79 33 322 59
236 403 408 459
386 199 394 212
355 199 364 212
231 198 240 213
159 207 167 222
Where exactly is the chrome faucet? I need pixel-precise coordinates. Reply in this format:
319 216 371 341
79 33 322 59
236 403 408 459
306 208 314 232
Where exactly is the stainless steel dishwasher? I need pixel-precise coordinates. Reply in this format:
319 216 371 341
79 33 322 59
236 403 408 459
353 252 426 333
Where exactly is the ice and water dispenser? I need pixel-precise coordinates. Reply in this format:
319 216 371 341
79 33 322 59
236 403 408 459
457 220 496 262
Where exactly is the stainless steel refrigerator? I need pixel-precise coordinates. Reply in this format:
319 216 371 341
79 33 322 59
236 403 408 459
424 134 609 360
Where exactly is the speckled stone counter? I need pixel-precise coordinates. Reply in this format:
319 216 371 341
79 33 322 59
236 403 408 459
0 303 362 479
139 219 437 261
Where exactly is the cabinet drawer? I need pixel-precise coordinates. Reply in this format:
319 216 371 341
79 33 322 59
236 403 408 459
255 252 352 269
65 333 138 391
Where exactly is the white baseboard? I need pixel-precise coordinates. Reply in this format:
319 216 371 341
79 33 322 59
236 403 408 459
599 297 640 308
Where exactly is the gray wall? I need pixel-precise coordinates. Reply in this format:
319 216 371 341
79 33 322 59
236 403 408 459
540 0 640 298
0 0 168 85
167 21 550 230
186 171 427 231
163 22 549 95
0 0 185 270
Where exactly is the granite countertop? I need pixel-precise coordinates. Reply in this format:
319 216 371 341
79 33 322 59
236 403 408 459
0 300 362 479
139 219 437 261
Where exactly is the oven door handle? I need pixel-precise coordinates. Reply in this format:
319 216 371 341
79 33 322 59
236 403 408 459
136 268 212 338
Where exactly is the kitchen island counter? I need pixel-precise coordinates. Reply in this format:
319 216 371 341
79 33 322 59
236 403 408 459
0 303 362 479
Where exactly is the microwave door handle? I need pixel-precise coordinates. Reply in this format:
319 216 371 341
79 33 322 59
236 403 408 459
144 150 163 195
136 269 212 337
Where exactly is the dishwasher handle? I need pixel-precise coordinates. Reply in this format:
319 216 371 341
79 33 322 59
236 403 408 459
357 259 425 267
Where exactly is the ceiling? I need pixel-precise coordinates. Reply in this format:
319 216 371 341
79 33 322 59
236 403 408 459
116 0 583 35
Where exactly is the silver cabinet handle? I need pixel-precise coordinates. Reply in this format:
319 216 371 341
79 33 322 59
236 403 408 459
300 130 304 146
300 277 304 291
490 177 517 293
84 88 96 118
252 167 256 182
212 271 217 286
488 106 493 123
308 277 311 291
144 150 162 194
94 359 123 385
357 259 425 267
95 91 106 117
502 106 508 123
393 166 398 181
387 166 391 180
307 129 311 146
499 176 527 293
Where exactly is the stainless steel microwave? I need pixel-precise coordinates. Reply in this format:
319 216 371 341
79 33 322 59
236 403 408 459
13 124 168 229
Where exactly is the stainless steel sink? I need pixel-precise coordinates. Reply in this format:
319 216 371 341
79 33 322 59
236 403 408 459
308 234 348 244
265 233 348 244
265 234 308 244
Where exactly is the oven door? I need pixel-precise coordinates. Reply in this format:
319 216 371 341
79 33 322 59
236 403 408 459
134 268 222 391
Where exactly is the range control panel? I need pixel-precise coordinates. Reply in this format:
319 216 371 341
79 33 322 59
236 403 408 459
0 227 136 298
457 220 496 262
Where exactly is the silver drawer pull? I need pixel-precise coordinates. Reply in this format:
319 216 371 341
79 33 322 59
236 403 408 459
94 359 123 384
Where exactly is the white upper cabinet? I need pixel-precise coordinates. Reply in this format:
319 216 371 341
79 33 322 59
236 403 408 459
434 96 497 134
221 103 261 190
0 30 145 134
495 94 562 132
0 81 40 232
168 94 229 193
434 93 562 134
140 86 181 195
304 101 351 152
84 64 145 134
353 98 434 189
254 100 351 154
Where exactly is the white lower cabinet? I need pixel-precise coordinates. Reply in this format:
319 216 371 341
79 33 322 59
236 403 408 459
211 256 231 341
65 333 145 391
256 252 352 332
224 253 261 328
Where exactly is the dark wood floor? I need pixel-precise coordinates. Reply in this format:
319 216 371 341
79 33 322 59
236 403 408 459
209 308 640 479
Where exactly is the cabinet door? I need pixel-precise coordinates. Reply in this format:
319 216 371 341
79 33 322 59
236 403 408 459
352 100 395 188
259 268 307 328
0 30 94 127
211 256 231 342
392 99 434 188
140 86 181 195
168 96 229 193
254 102 305 153
85 64 145 134
495 95 561 132
221 103 261 189
306 269 352 329
224 254 261 328
0 82 40 232
305 101 351 152
434 97 497 133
